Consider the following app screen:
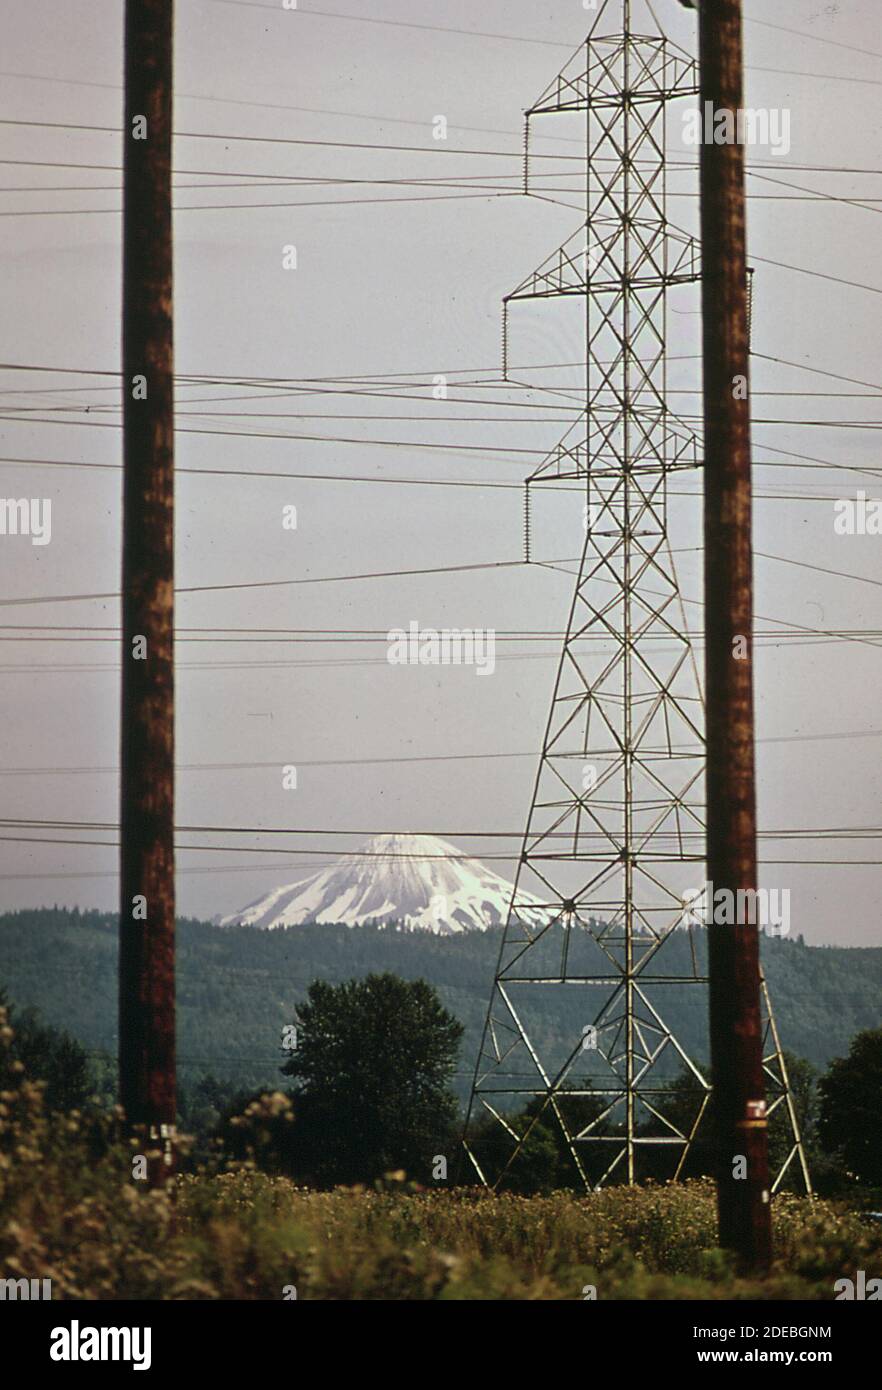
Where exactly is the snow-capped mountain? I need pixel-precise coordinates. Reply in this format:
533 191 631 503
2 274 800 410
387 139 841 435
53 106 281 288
218 833 546 934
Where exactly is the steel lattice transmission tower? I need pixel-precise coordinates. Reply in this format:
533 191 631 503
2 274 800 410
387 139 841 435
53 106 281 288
462 0 811 1194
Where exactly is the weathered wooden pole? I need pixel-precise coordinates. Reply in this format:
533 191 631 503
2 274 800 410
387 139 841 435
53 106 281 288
698 0 772 1269
119 0 176 1183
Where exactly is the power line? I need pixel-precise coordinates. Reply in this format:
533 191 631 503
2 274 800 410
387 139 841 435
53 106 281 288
7 118 882 182
1 346 875 391
0 830 878 871
4 813 882 842
0 721 880 780
746 16 882 63
200 0 574 49
197 0 882 94
0 557 544 609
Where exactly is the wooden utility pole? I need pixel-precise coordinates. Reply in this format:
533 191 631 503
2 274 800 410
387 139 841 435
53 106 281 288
120 0 176 1182
698 0 772 1269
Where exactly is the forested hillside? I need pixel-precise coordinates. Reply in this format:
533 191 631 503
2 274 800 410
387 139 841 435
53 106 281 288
1 908 878 1099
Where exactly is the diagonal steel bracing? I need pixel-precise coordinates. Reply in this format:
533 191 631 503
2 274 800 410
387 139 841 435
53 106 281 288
462 0 811 1194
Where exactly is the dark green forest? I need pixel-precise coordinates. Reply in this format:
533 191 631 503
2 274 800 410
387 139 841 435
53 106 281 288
0 907 879 1101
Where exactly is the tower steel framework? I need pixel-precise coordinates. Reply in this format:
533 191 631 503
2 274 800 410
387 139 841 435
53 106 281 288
462 0 811 1194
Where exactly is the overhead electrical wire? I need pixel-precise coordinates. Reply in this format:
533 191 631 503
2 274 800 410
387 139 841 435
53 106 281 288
1 719 880 781
2 23 880 905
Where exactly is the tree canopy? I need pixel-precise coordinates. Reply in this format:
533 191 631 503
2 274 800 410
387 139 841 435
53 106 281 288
818 1027 882 1186
280 972 464 1185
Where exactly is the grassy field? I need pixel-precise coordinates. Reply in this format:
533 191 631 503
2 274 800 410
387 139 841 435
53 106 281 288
168 1173 882 1301
3 1008 880 1301
6 1134 880 1301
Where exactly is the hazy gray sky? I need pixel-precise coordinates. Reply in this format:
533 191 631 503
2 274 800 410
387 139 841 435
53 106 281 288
1 0 880 946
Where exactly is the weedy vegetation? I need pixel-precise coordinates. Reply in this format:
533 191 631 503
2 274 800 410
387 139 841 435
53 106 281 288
2 1006 879 1301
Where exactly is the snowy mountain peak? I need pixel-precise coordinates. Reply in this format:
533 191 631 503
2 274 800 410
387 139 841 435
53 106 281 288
219 833 545 934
